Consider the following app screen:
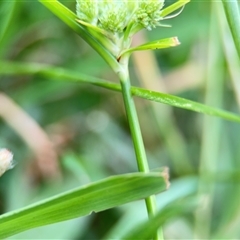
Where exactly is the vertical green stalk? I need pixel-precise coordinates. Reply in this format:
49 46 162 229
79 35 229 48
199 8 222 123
132 33 192 175
194 2 224 238
221 0 240 59
117 55 163 240
217 2 240 107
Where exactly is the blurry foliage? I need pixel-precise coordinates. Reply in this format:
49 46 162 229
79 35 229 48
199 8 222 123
1 0 240 239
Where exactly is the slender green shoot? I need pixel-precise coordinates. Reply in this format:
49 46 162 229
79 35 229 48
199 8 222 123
1 61 240 124
117 54 163 239
221 0 240 59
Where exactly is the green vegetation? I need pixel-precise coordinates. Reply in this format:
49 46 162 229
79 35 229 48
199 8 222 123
1 1 240 239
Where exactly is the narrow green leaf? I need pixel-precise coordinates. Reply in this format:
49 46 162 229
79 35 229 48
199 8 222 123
0 0 16 46
1 61 240 123
161 0 191 18
122 198 196 240
131 87 240 123
75 18 114 41
0 171 169 238
38 0 119 71
121 37 180 56
221 0 240 59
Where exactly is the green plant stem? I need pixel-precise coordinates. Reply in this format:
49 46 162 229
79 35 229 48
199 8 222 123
194 3 224 238
117 56 163 240
221 0 240 59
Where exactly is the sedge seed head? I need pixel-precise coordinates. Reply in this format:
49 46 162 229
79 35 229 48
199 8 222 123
135 0 164 30
76 0 99 25
76 0 165 33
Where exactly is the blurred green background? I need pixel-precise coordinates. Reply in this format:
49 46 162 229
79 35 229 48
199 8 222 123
1 0 240 239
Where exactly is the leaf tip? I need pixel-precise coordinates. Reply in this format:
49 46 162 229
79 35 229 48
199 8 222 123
161 167 170 189
173 37 181 46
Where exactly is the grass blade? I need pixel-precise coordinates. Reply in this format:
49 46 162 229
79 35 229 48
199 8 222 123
131 87 240 123
38 0 119 71
161 0 191 18
1 61 240 123
122 198 196 240
221 0 240 59
0 171 169 238
121 37 180 56
0 0 16 46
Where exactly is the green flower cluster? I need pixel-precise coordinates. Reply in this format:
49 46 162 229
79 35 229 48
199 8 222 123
135 1 164 30
75 0 187 59
76 0 165 34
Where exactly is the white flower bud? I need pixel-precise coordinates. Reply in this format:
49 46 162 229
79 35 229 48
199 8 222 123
0 148 14 177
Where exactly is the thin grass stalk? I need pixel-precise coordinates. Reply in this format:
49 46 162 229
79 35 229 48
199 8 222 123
117 55 163 240
217 3 240 107
0 1 17 45
221 0 240 59
194 3 224 238
132 31 193 175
